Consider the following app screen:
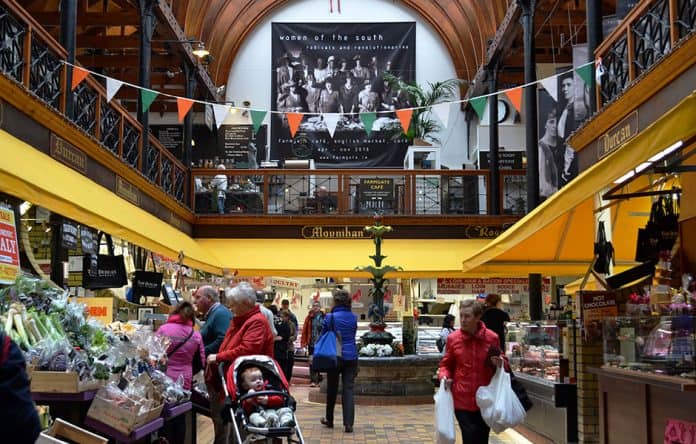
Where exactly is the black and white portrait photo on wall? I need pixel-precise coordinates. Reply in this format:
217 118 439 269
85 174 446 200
537 47 592 200
271 22 416 168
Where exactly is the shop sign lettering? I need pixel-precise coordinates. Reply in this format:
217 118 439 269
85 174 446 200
437 277 551 295
302 226 366 239
116 177 140 205
0 206 19 284
598 111 638 158
50 135 87 173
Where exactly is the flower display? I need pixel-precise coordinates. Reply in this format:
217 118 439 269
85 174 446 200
359 343 393 357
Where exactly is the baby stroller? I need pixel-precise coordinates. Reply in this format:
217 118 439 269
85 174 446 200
219 355 305 443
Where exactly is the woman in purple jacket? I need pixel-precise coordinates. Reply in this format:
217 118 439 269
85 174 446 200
320 288 358 433
157 302 206 390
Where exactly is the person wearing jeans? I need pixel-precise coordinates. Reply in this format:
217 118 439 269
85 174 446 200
300 301 325 386
319 289 358 433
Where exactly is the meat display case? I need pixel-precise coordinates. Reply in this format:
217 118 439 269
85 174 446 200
506 321 577 444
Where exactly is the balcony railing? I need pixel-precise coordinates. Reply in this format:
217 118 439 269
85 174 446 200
596 0 696 106
0 0 187 206
192 169 526 216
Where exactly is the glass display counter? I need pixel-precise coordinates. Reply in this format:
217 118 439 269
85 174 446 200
507 321 562 383
602 315 696 378
593 316 696 444
506 321 577 444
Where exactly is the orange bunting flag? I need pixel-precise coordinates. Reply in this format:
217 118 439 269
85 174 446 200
176 97 195 123
286 112 304 137
504 87 523 113
71 66 90 91
395 109 413 134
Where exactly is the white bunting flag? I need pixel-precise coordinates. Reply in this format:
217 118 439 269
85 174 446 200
212 104 231 129
595 57 605 84
323 113 341 138
539 76 558 102
432 103 451 128
105 78 123 103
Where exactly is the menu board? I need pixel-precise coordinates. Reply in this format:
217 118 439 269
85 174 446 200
580 291 617 341
61 221 78 249
152 125 183 157
218 125 254 167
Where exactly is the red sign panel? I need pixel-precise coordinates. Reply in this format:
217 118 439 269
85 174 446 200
0 207 19 284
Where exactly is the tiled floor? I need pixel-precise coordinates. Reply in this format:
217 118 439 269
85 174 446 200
195 383 534 443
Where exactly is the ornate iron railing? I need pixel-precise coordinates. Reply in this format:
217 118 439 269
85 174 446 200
191 169 523 216
596 0 696 106
0 1 187 208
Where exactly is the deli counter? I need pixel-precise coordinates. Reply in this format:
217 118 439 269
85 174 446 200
507 321 578 444
591 315 696 444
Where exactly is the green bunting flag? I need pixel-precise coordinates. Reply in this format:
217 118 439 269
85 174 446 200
470 96 487 120
140 89 158 113
250 110 267 135
360 112 377 136
576 64 594 87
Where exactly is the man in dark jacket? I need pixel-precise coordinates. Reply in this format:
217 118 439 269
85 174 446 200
0 332 41 443
193 285 232 444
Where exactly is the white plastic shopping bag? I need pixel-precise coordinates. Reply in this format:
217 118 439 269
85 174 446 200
476 366 526 433
434 379 456 444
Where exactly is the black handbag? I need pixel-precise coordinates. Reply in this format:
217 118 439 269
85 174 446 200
82 232 128 289
132 251 164 297
657 195 679 252
593 221 614 274
635 199 662 262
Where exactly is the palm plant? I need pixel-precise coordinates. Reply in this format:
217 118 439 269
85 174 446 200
384 73 461 145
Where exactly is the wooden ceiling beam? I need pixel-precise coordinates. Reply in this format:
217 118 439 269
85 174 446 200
30 11 140 26
80 54 180 67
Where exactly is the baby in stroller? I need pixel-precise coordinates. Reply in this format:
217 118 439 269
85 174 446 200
240 366 295 428
222 355 305 444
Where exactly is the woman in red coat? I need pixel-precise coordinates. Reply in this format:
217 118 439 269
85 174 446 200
206 282 275 391
438 299 508 443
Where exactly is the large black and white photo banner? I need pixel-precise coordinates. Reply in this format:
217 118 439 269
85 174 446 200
271 22 416 168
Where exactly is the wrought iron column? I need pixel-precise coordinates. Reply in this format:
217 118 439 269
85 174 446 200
182 64 196 169
137 0 157 174
60 0 77 119
183 64 196 206
518 0 540 212
488 66 500 214
587 0 603 113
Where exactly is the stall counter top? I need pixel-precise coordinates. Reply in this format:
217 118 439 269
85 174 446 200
590 366 696 392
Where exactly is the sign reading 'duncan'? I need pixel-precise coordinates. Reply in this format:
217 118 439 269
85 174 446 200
598 111 638 159
50 135 87 173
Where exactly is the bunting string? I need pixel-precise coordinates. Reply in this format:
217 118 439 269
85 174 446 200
62 59 601 135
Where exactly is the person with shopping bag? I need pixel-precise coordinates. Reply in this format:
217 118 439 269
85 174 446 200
438 299 509 443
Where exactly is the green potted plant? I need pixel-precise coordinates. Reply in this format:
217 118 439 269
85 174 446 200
384 73 461 145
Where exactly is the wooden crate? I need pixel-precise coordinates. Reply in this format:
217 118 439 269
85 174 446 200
87 394 164 435
29 370 99 393
36 418 107 444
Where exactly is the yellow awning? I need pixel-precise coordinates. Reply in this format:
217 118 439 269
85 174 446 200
197 238 491 278
0 130 223 274
462 89 696 277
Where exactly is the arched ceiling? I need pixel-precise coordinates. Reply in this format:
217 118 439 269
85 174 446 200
172 0 509 86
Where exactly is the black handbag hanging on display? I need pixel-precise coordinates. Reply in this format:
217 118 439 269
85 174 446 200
593 221 614 274
82 231 128 289
657 194 679 252
132 251 164 298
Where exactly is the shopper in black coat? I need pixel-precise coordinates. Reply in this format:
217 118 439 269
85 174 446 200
0 332 41 443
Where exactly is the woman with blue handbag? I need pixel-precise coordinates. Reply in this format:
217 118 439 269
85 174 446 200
319 288 358 433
